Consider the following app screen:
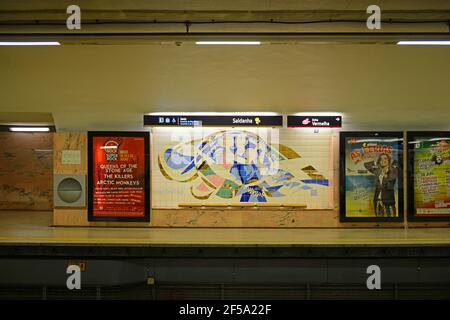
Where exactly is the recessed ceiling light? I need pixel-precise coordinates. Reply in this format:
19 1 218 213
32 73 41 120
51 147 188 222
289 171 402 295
195 41 261 45
397 40 450 46
10 127 50 132
0 41 60 46
293 112 343 116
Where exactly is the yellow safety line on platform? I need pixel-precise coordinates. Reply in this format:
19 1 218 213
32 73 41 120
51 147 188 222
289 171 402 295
1 236 450 244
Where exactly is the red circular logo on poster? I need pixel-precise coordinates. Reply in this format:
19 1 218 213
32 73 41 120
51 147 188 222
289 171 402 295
103 140 119 161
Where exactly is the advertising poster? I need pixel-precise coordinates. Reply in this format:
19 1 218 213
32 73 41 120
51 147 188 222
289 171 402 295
88 132 150 222
340 132 404 222
408 132 450 221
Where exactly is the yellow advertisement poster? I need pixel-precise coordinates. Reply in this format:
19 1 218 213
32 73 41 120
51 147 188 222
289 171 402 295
411 136 450 216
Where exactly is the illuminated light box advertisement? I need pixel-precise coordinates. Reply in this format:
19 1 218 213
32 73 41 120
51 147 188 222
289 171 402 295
88 132 150 222
407 132 450 221
340 132 404 222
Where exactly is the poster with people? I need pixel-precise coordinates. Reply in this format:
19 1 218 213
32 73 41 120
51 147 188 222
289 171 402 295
88 132 150 222
340 132 404 222
408 132 450 221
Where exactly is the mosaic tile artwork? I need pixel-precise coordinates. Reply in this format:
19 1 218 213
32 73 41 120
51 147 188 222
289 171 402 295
153 128 333 209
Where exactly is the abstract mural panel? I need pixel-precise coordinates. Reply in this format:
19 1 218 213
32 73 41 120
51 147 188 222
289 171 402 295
152 128 333 209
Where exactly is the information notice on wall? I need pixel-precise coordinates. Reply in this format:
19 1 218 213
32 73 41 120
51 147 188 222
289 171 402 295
88 132 150 222
61 150 81 165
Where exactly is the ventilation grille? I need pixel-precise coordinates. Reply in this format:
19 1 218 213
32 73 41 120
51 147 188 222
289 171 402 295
1 283 450 300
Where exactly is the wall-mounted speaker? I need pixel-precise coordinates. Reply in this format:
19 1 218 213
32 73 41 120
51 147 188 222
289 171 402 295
54 174 86 207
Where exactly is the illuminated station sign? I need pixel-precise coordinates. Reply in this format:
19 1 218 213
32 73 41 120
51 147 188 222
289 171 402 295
287 115 342 128
144 115 283 127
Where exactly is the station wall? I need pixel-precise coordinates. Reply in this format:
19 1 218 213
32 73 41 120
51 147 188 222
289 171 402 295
0 132 53 211
52 131 449 228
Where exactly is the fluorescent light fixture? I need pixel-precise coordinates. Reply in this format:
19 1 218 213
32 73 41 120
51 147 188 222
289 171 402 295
100 146 118 149
148 112 278 116
293 112 343 116
196 41 261 45
397 40 450 46
10 127 50 132
409 137 450 144
355 138 402 143
0 41 60 46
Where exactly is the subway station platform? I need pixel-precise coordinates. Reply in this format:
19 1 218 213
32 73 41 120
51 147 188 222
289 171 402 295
2 211 450 299
1 211 450 258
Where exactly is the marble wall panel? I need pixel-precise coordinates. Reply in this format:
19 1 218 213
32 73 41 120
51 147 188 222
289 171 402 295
0 132 53 210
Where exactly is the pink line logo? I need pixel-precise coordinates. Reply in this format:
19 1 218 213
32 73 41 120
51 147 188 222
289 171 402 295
302 118 311 125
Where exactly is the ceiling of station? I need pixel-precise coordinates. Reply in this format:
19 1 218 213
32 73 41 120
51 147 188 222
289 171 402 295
1 0 449 22
0 1 449 131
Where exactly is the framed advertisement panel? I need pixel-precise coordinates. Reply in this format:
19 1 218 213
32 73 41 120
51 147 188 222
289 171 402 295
340 132 404 222
88 131 150 222
407 131 450 221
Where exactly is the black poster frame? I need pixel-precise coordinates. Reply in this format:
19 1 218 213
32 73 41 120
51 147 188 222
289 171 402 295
339 131 404 223
407 131 450 222
88 131 150 222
